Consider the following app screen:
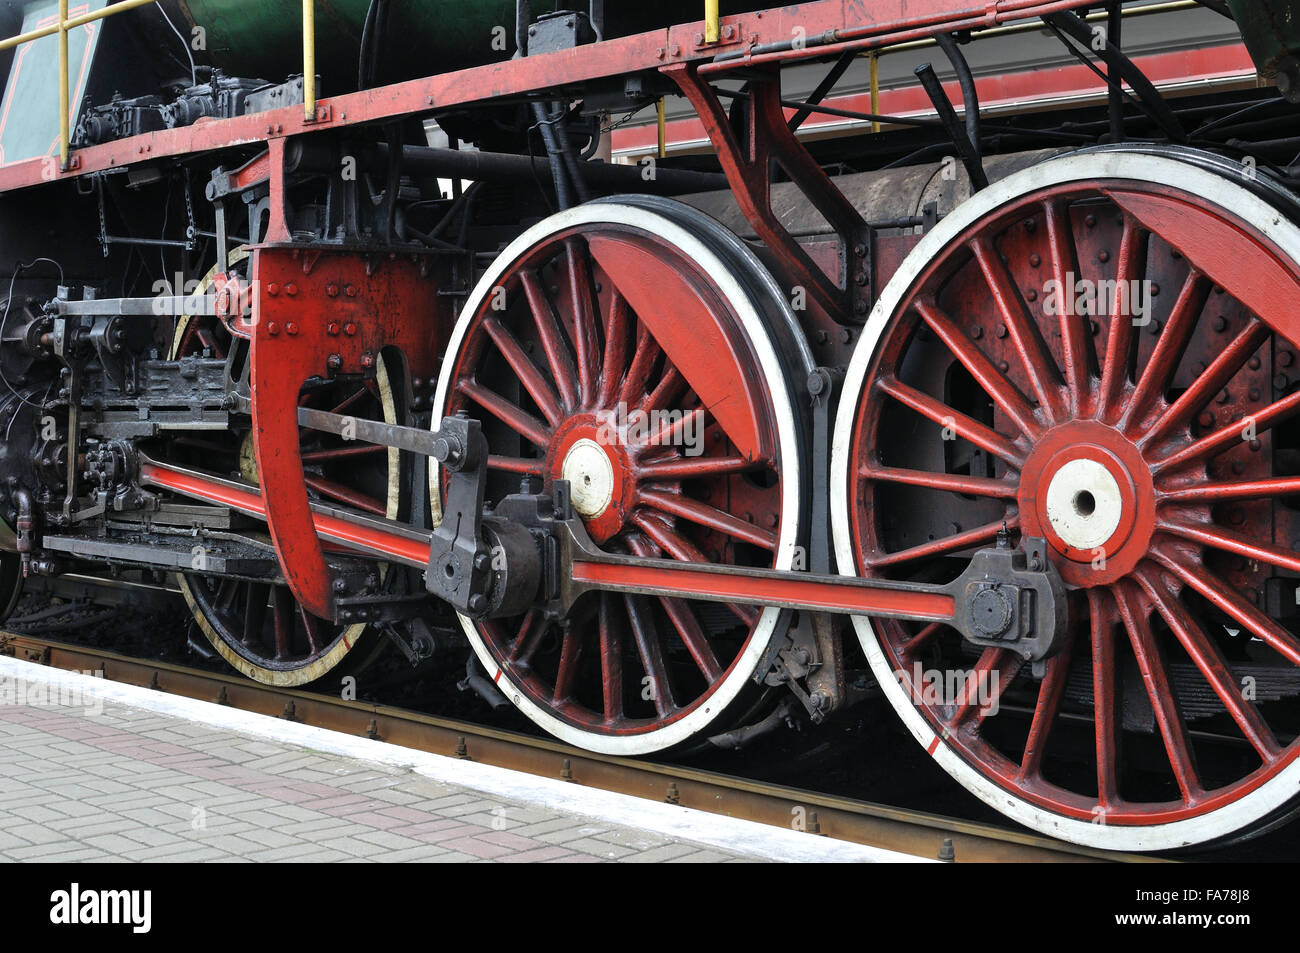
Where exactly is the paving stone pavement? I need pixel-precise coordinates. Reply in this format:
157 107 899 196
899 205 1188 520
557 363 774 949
0 671 767 863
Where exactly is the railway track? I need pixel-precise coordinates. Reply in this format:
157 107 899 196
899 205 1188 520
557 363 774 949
0 630 1165 863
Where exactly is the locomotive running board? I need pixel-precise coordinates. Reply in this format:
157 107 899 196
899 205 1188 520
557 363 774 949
137 457 1066 661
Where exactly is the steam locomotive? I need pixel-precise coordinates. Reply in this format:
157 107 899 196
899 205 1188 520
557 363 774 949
0 0 1297 852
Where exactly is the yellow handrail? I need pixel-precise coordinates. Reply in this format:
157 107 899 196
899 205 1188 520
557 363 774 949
704 0 719 44
302 0 315 120
0 0 318 169
58 0 68 167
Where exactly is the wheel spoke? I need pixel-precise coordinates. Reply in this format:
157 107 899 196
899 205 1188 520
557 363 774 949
1112 581 1202 803
639 455 762 481
1152 551 1300 668
639 366 686 417
482 314 566 427
968 236 1067 421
242 583 270 646
914 300 1043 439
598 593 624 723
875 375 1025 466
901 622 944 659
1142 319 1269 450
1121 269 1210 432
215 578 239 613
639 488 777 550
642 405 707 451
299 606 323 654
564 238 602 409
1136 569 1281 761
619 324 661 408
552 625 583 703
1096 217 1148 424
866 518 1015 570
950 647 1022 727
1155 388 1300 475
660 597 723 682
631 515 759 627
1042 199 1092 414
506 610 546 665
1160 518 1300 575
1018 627 1074 781
327 385 375 418
859 461 1018 499
1089 588 1123 809
300 444 388 464
487 454 545 476
455 378 552 448
597 291 631 409
520 269 579 411
1162 475 1300 504
624 593 674 718
272 588 294 661
304 474 387 516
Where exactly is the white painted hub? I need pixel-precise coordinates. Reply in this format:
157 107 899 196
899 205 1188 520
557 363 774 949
1044 458 1123 550
563 438 615 517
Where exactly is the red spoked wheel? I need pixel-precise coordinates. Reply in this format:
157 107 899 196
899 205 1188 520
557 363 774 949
433 199 809 755
170 255 403 687
832 149 1300 850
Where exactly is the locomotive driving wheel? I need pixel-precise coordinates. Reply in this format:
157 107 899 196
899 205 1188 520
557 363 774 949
833 149 1300 850
434 198 810 755
171 253 403 687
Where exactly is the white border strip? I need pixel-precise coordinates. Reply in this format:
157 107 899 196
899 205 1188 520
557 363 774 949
0 656 928 864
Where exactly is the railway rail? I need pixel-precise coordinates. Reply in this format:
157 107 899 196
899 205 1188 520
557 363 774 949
0 629 1160 864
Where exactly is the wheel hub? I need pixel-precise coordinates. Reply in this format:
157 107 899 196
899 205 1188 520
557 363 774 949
1044 459 1121 550
1019 421 1154 586
562 437 615 518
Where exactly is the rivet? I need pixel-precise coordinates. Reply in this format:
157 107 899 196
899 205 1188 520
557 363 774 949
267 283 280 296
286 322 299 336
327 322 340 336
1029 253 1041 268
267 322 279 336
1098 250 1110 263
286 283 298 296
1213 315 1228 332
345 285 358 297
344 323 358 336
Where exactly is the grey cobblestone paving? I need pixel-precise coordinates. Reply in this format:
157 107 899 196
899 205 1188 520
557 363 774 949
0 673 766 863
